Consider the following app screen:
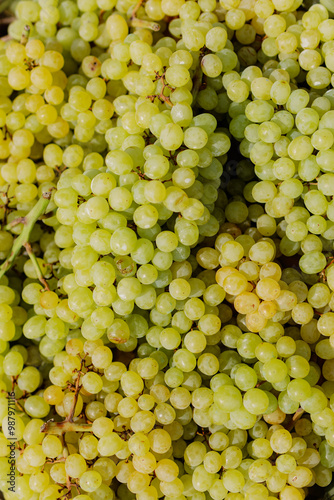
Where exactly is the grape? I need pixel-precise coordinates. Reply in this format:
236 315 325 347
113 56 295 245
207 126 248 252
2 1 334 499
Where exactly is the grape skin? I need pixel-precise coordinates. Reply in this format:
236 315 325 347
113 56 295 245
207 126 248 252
2 0 334 499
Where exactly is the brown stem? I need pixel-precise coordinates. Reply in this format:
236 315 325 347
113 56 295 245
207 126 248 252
41 358 88 435
67 371 82 423
285 408 305 432
4 217 26 230
66 474 71 493
99 9 105 23
131 0 144 18
160 94 173 107
159 76 174 106
15 400 25 412
147 71 174 107
11 376 17 392
46 457 66 464
73 483 81 495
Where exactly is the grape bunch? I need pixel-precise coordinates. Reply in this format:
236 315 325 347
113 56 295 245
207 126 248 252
1 0 334 499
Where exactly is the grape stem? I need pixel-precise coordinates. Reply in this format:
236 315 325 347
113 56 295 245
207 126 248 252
67 365 83 423
24 242 50 291
10 377 26 412
66 474 72 494
15 400 25 413
130 0 160 31
131 0 144 18
130 18 160 31
0 191 52 280
286 407 305 431
319 256 334 282
4 217 26 230
196 428 212 449
40 420 93 435
147 70 174 107
11 376 17 392
46 457 66 465
99 9 105 23
41 358 92 435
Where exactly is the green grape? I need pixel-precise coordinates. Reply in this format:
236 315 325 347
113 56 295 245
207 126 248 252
2 2 334 499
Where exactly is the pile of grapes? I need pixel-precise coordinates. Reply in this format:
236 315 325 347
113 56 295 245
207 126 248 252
2 0 334 498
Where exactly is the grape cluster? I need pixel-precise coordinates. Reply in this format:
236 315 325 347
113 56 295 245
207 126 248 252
1 0 334 499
